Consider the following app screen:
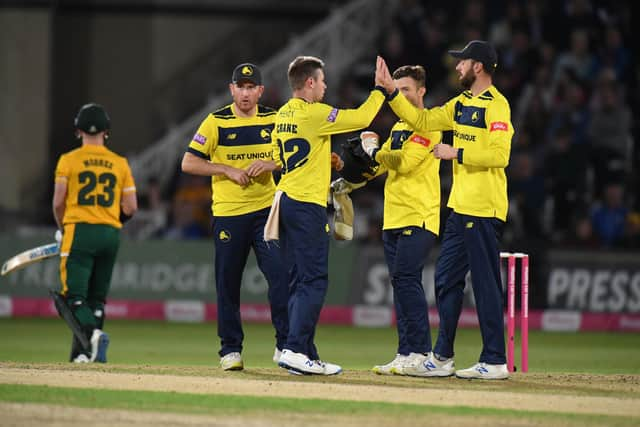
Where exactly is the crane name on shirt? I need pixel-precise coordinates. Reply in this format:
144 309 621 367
276 123 298 134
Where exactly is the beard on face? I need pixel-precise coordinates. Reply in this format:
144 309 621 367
460 67 476 89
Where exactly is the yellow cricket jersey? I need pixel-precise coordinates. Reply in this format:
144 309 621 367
388 85 513 221
373 121 441 234
272 89 385 207
55 144 136 229
188 103 276 216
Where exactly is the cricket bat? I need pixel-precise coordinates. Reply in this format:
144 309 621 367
1 243 60 276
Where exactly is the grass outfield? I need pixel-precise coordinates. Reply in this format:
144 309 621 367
1 318 639 426
1 317 639 373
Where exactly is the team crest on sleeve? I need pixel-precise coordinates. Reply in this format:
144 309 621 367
490 122 508 132
219 230 231 242
193 133 207 144
326 108 339 123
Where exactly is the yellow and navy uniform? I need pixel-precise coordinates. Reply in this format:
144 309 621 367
272 90 386 207
188 103 276 216
55 144 136 229
373 121 441 234
388 85 513 220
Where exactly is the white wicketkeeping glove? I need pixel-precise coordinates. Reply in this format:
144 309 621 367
360 131 380 158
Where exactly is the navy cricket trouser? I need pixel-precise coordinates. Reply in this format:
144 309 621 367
382 226 435 355
279 193 329 360
433 211 506 364
213 208 289 357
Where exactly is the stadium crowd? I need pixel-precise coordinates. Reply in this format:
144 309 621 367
136 0 638 250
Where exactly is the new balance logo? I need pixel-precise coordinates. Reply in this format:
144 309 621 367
425 360 436 370
305 359 314 367
476 366 489 374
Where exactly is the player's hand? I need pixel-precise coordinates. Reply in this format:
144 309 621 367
54 229 62 243
224 166 251 187
375 56 395 95
246 160 276 177
360 131 380 158
331 152 344 171
432 143 458 160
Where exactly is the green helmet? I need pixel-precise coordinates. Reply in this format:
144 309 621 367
74 103 110 135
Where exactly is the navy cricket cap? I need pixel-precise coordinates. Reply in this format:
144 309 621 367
232 63 262 85
448 40 498 73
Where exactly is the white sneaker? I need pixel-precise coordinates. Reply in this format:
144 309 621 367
73 354 90 363
372 354 408 375
278 349 324 375
220 352 244 371
90 329 109 363
455 362 509 380
273 348 282 363
404 353 455 377
314 359 342 375
391 352 427 376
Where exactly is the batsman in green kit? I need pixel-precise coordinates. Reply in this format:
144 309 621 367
52 103 137 363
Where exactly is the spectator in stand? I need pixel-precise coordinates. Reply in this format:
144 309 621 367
508 150 546 239
553 28 598 85
587 75 632 195
597 26 631 82
379 27 411 73
544 126 589 242
164 174 211 239
590 182 630 247
125 177 168 239
566 213 599 249
548 81 591 146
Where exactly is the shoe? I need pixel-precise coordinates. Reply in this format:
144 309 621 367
391 352 427 376
220 352 244 371
404 353 455 377
90 329 109 363
278 349 324 375
72 354 90 363
273 348 282 364
314 359 342 375
455 362 509 380
372 354 408 375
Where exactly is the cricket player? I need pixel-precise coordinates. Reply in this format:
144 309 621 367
377 41 514 379
181 63 288 371
272 55 387 375
53 103 137 363
360 65 446 377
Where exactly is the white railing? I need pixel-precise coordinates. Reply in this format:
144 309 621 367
129 0 397 191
